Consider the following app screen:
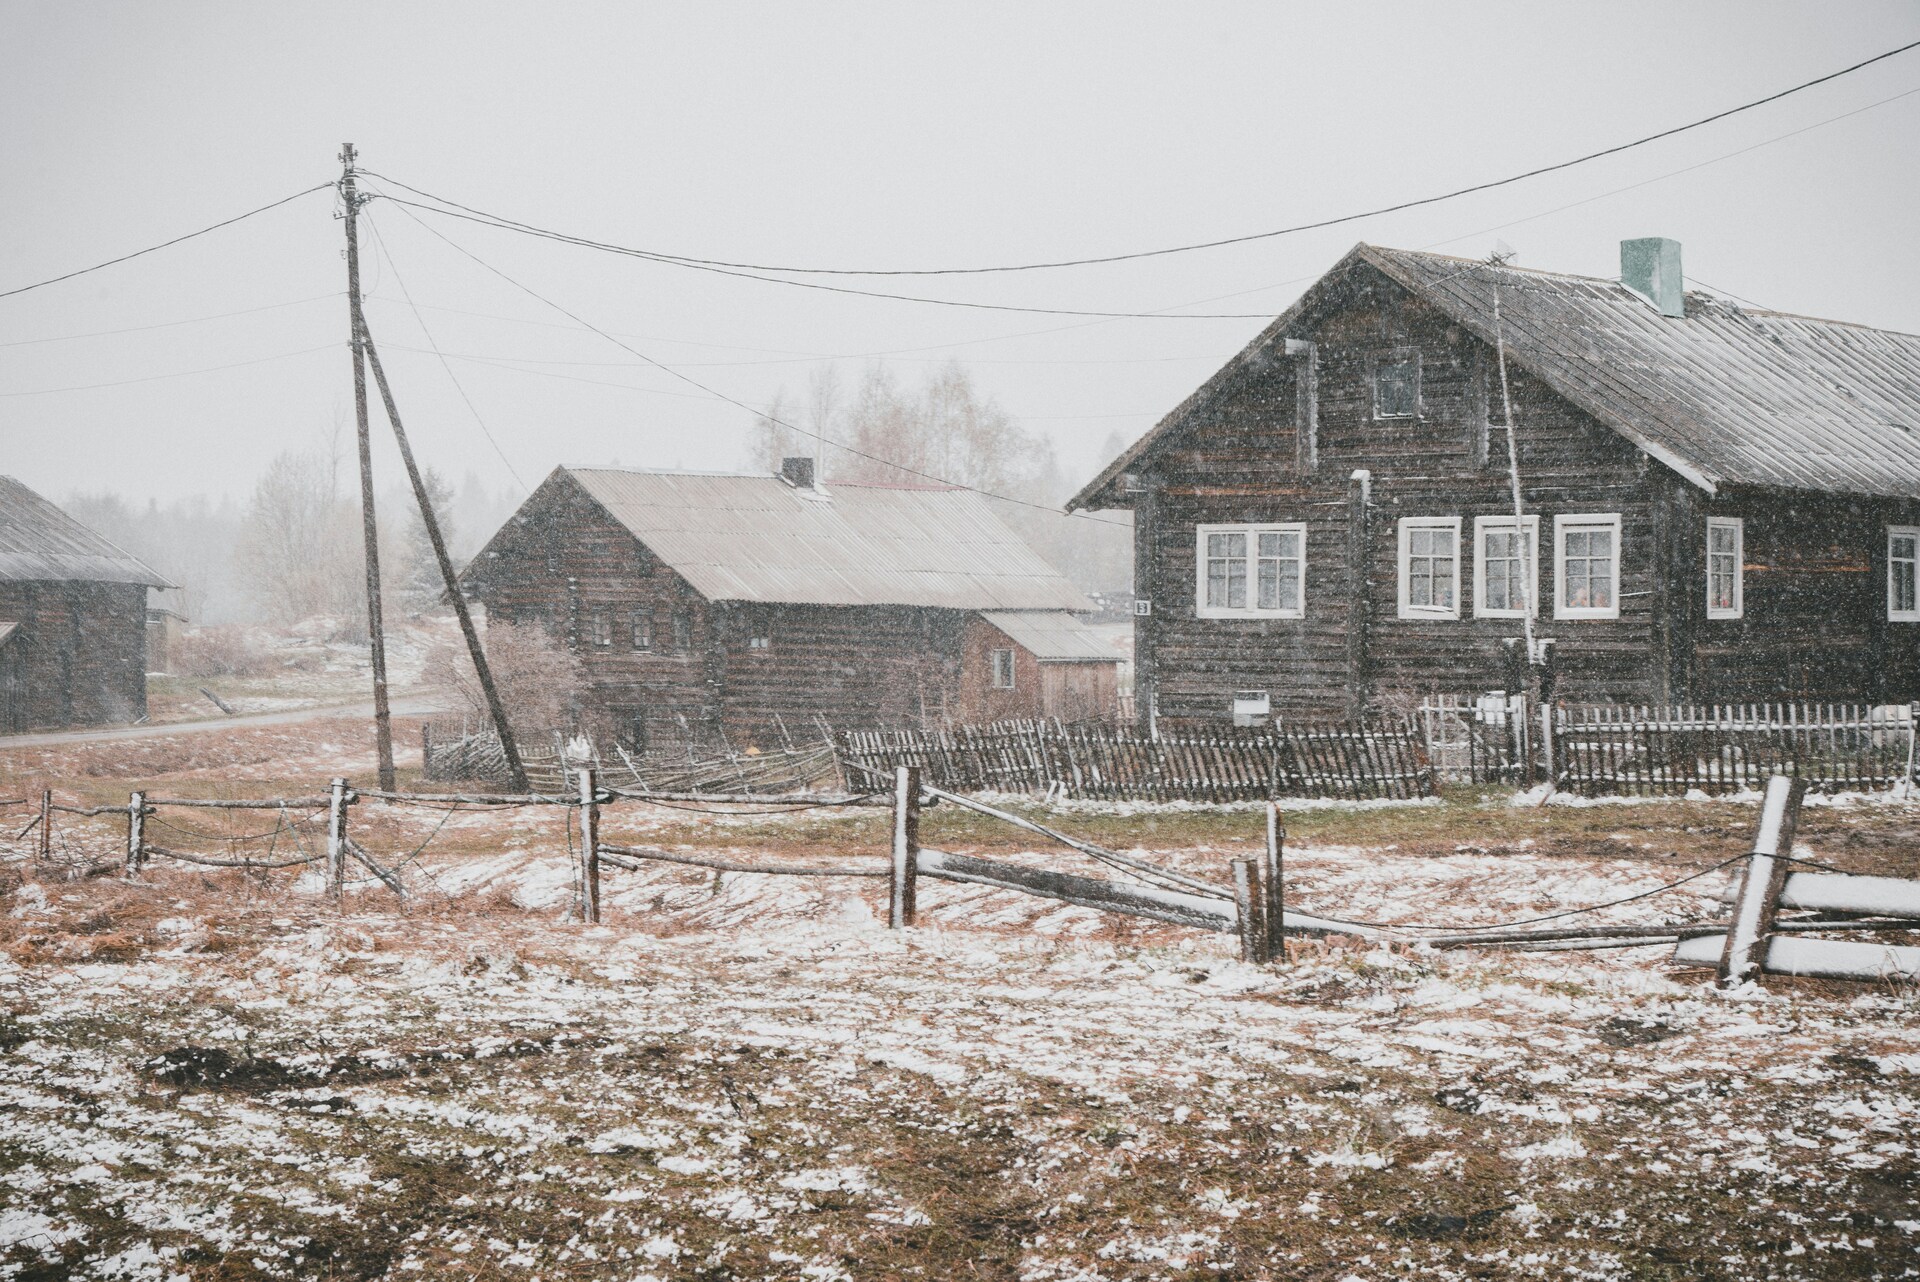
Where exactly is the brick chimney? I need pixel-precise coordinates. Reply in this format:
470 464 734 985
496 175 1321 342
779 456 816 489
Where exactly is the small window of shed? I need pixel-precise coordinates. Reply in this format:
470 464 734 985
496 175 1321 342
989 648 1016 689
1372 349 1419 419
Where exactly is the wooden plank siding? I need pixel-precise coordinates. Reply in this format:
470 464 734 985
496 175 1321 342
462 471 718 746
1137 265 1664 723
464 470 1004 748
0 580 149 731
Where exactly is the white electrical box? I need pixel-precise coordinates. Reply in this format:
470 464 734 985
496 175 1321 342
1232 690 1271 726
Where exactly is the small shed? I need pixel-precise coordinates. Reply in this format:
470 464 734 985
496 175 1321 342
0 476 170 731
960 610 1122 723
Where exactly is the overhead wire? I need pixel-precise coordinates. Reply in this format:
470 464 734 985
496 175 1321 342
0 292 343 348
363 213 529 488
0 183 334 300
370 196 1134 528
354 39 1920 277
0 344 337 396
373 197 1278 319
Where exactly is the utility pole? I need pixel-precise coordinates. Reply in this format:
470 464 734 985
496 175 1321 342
357 312 531 794
338 143 396 790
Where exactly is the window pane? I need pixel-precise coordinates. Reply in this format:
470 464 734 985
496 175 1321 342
1376 356 1416 417
1210 532 1245 559
1258 531 1296 559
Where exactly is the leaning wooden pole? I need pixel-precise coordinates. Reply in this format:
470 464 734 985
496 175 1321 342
337 144 397 790
356 313 530 793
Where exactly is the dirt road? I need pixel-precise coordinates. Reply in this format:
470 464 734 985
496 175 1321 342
0 691 446 748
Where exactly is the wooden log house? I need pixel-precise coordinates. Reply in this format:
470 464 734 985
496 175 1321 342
0 475 170 732
459 460 1119 747
1069 241 1920 726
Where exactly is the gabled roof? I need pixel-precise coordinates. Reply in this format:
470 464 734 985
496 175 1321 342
481 467 1090 611
1070 243 1920 507
978 610 1119 662
0 476 171 587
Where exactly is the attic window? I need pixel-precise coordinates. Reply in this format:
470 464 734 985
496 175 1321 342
629 609 652 650
1371 348 1420 419
588 607 613 648
745 607 772 650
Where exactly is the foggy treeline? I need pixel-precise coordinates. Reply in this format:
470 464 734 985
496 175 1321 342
751 360 1131 599
68 360 1129 636
66 448 519 631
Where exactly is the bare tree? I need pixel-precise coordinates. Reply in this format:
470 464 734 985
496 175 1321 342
235 451 365 632
425 619 586 738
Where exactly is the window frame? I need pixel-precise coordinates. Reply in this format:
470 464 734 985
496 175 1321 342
629 609 652 651
1890 525 1920 623
587 607 613 648
1368 346 1421 421
1554 513 1623 621
1194 522 1308 620
670 613 692 653
1706 516 1744 621
989 647 1016 689
1396 517 1462 621
1472 514 1540 619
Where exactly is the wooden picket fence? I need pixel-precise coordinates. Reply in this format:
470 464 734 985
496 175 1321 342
1554 702 1917 797
835 718 1434 802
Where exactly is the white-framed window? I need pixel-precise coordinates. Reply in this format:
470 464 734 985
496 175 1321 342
989 648 1016 689
1397 517 1461 620
588 607 613 648
1555 513 1622 620
1891 526 1919 622
1472 515 1539 619
1706 517 1743 620
1195 523 1306 619
1370 347 1419 419
630 609 652 650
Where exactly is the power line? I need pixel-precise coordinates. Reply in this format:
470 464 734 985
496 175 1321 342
363 214 528 488
377 202 1131 528
358 39 1920 277
0 183 334 301
371 196 1277 319
0 292 343 348
0 344 336 396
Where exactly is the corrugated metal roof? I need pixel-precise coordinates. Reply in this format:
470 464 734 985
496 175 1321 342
565 468 1090 610
1071 243 1920 506
978 610 1120 662
0 476 171 587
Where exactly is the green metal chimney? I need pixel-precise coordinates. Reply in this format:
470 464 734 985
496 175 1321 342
1621 238 1684 318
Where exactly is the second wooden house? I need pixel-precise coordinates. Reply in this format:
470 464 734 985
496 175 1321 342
460 460 1120 747
1070 240 1920 726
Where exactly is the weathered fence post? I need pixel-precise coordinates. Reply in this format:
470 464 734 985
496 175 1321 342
1261 802 1285 962
124 791 145 876
38 789 51 859
326 777 350 901
1904 702 1919 801
578 765 601 924
890 765 920 929
1231 857 1269 964
1716 773 1807 988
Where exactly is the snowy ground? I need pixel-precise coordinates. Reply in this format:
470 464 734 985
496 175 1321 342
3 727 1920 1279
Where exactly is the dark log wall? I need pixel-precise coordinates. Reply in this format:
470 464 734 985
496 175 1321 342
715 603 965 747
0 580 148 731
463 473 715 745
1134 263 1672 723
1692 488 1920 703
466 472 978 748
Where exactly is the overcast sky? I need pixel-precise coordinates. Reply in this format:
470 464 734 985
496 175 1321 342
4 1 1919 508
